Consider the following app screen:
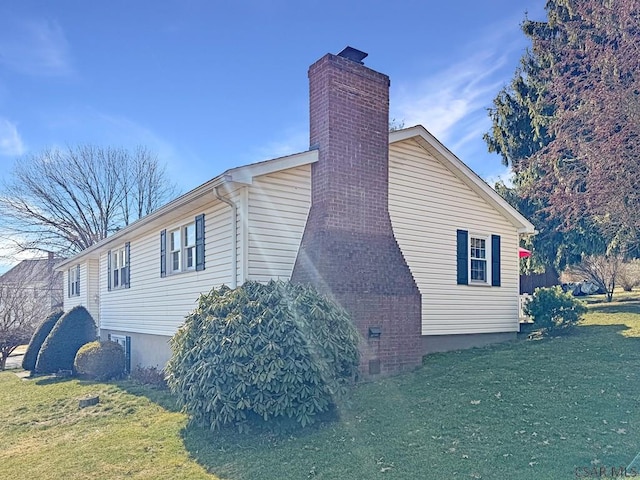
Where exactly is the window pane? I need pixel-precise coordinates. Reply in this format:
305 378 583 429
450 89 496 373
186 246 194 268
171 230 181 251
185 224 195 247
172 251 180 271
471 259 487 281
113 270 119 287
470 238 486 259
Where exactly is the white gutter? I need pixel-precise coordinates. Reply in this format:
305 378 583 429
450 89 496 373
214 183 238 288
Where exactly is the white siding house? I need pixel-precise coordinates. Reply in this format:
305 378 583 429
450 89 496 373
388 129 530 338
58 47 535 373
58 128 533 369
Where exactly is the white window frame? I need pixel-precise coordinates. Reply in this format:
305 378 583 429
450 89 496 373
68 266 80 297
469 234 491 285
110 334 127 349
111 246 127 289
183 223 196 271
109 334 131 373
169 221 196 274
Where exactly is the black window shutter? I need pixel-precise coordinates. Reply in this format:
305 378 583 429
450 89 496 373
67 268 71 297
160 229 167 277
125 336 131 374
124 242 131 288
107 250 112 291
195 213 205 271
456 230 469 285
491 234 501 287
76 264 81 295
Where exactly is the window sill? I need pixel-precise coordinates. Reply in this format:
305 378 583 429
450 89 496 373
468 281 491 287
167 268 196 276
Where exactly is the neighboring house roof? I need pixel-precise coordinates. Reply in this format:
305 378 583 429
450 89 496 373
1 257 62 285
56 125 535 269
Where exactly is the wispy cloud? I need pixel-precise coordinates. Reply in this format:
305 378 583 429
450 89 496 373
251 128 308 162
0 118 25 156
388 14 534 182
394 50 510 143
0 18 73 76
392 16 527 152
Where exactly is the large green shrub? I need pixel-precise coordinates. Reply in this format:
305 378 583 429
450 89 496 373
35 306 97 374
524 286 587 333
22 310 63 371
74 341 126 380
166 280 360 432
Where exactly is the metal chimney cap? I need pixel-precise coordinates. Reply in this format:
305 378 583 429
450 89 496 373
337 46 368 64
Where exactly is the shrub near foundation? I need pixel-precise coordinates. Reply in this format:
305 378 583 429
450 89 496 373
74 341 126 380
22 310 63 371
35 306 97 374
166 280 360 432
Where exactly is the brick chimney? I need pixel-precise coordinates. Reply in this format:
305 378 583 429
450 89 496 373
291 48 423 375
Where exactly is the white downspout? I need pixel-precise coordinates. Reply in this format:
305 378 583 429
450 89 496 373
215 185 238 288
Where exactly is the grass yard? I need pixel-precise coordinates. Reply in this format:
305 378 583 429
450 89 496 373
2 298 640 479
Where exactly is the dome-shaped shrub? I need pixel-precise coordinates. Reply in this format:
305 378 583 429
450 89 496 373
74 340 126 380
35 306 97 374
166 280 360 432
22 310 63 371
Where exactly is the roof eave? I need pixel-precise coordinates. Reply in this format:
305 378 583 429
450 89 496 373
55 149 319 270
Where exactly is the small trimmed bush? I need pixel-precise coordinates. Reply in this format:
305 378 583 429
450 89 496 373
524 286 587 334
22 310 63 371
166 280 360 432
74 341 126 380
35 306 97 374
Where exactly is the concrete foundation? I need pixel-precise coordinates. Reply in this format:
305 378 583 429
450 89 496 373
100 329 172 370
422 332 517 355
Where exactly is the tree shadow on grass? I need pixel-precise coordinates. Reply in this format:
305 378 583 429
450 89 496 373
179 409 343 479
588 302 640 315
113 379 180 412
34 374 74 386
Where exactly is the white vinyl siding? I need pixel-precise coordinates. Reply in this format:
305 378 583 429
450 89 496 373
63 261 100 323
389 139 520 336
63 263 88 311
247 165 311 282
86 259 100 322
99 190 240 337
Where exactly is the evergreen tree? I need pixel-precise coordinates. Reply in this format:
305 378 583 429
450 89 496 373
486 0 639 267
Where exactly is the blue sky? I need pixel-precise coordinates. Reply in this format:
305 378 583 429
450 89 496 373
0 0 546 269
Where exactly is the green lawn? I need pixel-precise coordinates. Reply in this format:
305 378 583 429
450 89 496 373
2 300 640 479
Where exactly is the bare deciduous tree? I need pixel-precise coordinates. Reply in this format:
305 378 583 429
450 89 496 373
0 280 51 370
0 256 62 370
617 260 640 292
564 255 624 303
0 145 177 256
